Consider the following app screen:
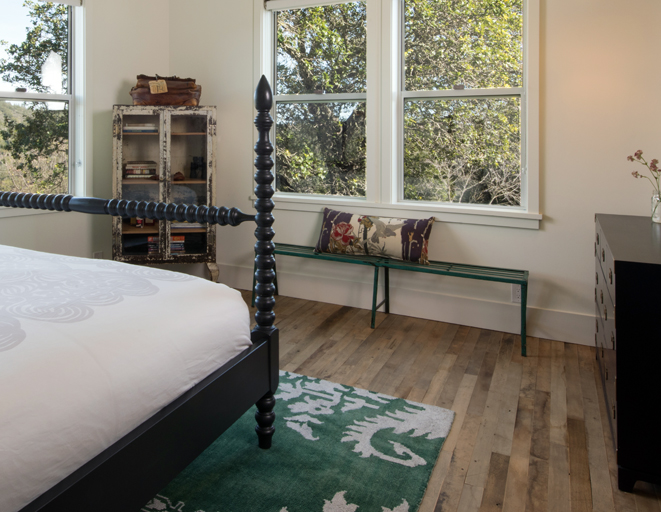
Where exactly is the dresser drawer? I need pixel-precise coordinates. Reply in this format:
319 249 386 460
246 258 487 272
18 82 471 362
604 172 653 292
603 341 618 448
595 316 618 447
595 270 616 350
595 220 616 305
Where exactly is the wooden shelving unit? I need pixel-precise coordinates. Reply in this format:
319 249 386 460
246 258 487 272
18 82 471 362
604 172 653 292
111 105 218 281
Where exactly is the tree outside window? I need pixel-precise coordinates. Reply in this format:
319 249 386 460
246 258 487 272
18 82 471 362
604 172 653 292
270 0 525 208
0 1 70 195
275 2 367 197
403 0 523 206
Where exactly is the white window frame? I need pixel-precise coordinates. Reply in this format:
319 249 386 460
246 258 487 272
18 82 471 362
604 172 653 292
0 0 87 219
254 0 540 229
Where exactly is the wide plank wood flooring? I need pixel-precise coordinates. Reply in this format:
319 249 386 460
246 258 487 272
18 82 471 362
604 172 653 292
242 291 661 511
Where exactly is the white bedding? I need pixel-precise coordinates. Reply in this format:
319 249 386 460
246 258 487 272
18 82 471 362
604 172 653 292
0 245 252 512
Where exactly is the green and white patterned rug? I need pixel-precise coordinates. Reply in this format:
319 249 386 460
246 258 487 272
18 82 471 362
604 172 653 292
141 371 454 512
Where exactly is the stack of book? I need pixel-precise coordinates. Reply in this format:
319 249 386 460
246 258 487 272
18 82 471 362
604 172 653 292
146 235 186 254
170 235 185 254
147 235 159 254
123 123 158 133
124 161 157 179
171 221 205 230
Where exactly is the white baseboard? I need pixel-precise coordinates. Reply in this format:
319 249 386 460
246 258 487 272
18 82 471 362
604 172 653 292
219 263 594 347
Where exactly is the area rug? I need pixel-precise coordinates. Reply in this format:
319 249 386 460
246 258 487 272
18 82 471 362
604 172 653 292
141 371 455 512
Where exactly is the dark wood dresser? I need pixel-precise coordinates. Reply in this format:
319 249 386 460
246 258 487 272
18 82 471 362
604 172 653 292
595 214 661 492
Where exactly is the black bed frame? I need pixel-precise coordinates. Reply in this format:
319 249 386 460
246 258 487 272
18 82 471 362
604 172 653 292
0 76 278 512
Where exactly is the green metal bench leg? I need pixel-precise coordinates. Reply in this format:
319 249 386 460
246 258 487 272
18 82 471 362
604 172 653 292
384 267 390 314
520 282 528 357
371 266 380 329
251 258 278 308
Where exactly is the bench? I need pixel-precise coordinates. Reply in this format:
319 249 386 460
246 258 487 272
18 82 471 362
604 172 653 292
252 243 529 356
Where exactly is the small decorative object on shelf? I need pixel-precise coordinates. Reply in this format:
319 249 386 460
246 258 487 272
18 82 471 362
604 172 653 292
627 149 661 222
190 156 206 180
112 104 218 281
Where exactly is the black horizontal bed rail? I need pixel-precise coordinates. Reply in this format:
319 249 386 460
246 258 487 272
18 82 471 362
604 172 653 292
0 192 256 227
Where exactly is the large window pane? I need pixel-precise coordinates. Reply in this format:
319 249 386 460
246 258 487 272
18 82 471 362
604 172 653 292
404 97 520 205
0 2 69 94
404 0 522 91
276 101 366 197
276 2 366 95
0 100 69 194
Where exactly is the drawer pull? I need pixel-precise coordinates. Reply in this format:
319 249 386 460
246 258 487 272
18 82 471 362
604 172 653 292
602 248 605 262
604 306 608 321
609 268 613 285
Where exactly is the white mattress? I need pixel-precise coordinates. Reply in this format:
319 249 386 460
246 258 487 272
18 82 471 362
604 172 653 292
0 245 252 512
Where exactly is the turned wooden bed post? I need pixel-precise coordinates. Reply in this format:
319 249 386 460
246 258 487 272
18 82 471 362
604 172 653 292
252 75 279 449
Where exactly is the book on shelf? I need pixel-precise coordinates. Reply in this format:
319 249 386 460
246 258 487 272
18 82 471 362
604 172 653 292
125 160 158 168
171 222 205 229
125 168 156 175
125 164 157 169
123 124 157 133
146 236 186 242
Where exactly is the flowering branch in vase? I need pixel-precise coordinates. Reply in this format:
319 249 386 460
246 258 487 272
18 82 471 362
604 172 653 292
628 150 661 221
628 150 661 194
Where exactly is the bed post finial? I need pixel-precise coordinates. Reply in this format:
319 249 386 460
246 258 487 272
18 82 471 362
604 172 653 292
253 75 278 450
253 74 275 335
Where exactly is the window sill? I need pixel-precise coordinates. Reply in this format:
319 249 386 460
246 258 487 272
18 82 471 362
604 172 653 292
0 207 59 220
251 193 542 230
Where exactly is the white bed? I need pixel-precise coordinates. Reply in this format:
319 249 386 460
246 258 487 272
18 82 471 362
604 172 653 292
0 245 252 512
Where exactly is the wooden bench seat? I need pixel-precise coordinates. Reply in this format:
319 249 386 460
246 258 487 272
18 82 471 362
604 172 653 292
252 243 529 356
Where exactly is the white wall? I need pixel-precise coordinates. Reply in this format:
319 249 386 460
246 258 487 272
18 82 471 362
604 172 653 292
87 0 170 257
0 0 169 259
167 0 661 346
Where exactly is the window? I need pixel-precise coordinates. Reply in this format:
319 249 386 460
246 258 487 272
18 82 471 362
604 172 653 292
257 0 539 227
0 0 83 199
274 2 367 197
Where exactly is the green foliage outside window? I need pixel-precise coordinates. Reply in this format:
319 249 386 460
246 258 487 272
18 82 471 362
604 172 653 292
0 1 69 195
275 0 524 206
404 0 523 205
275 2 367 197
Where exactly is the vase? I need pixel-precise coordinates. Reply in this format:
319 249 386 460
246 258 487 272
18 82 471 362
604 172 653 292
653 193 661 223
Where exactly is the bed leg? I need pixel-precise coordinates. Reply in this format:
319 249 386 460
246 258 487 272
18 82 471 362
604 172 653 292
255 391 276 449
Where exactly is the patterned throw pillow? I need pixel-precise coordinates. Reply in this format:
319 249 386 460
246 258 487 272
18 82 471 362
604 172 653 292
314 208 435 264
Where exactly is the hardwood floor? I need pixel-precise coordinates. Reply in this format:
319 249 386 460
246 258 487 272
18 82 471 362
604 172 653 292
242 291 661 512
